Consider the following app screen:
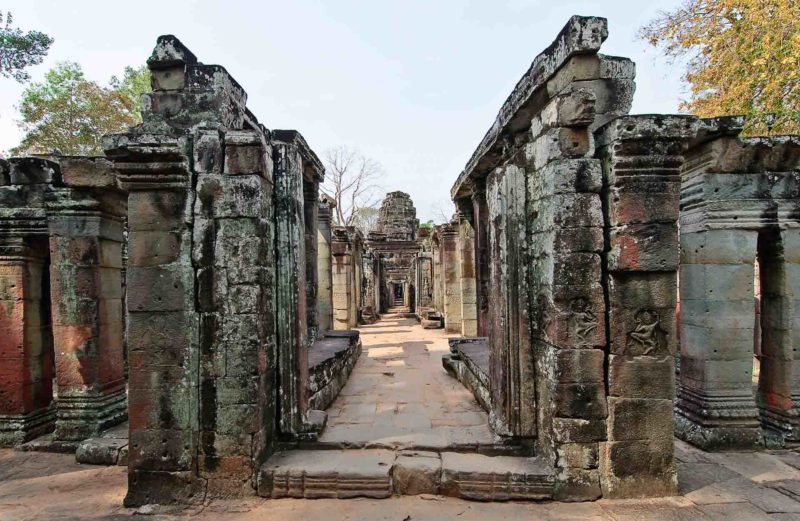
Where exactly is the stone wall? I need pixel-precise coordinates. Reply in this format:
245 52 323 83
448 16 676 500
103 35 329 504
0 157 127 446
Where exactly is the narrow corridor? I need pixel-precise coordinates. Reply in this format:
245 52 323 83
319 314 496 449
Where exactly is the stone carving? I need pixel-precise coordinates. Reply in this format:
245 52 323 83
567 298 597 348
627 309 667 356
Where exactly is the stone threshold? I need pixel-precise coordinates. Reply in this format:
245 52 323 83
285 438 528 457
257 448 554 500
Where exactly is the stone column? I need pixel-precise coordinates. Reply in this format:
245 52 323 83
47 185 127 441
677 228 761 448
331 228 353 330
432 234 444 315
440 223 462 334
317 197 334 333
0 235 55 445
471 182 490 337
112 138 202 504
458 215 478 337
303 179 319 343
597 116 688 498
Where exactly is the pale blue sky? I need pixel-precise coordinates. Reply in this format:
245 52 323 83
0 0 687 221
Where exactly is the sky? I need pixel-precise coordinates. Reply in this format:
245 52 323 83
0 0 688 222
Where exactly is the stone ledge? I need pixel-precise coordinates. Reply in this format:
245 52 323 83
257 449 554 501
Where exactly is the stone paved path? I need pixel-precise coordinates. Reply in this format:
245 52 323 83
318 315 496 449
5 441 800 520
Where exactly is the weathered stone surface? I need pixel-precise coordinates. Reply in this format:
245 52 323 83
258 449 394 499
392 450 441 495
440 452 554 500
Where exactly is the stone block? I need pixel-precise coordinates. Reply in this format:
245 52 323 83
553 468 602 501
224 145 264 175
606 185 680 226
391 450 441 495
555 383 607 419
569 78 635 116
526 128 591 171
530 88 596 138
127 191 191 232
527 158 602 196
60 158 116 187
680 229 757 265
608 223 678 272
608 355 674 399
151 65 186 91
258 449 394 499
599 439 677 498
440 452 554 500
127 265 192 312
128 230 184 267
193 131 222 174
552 417 606 443
528 193 603 229
607 398 673 442
554 349 605 384
556 442 599 469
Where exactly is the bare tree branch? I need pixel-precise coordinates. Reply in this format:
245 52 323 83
322 145 385 229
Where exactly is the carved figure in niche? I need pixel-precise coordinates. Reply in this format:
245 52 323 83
628 309 667 355
568 297 597 347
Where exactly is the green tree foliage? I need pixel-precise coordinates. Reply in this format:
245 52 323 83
12 63 151 156
418 219 434 231
0 11 53 82
640 0 800 134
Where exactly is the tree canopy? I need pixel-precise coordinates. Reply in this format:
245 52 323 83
12 62 151 156
321 145 384 228
640 0 800 134
0 11 53 83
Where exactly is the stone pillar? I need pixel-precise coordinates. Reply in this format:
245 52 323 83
471 182 490 337
0 235 55 445
458 215 478 337
304 179 319 343
332 228 354 330
596 116 688 498
47 184 127 441
440 224 462 334
114 141 202 504
677 229 761 448
317 197 334 333
787 228 800 440
432 234 444 315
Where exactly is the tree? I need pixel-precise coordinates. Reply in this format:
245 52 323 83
639 0 800 134
12 62 151 156
321 145 384 227
351 206 380 236
0 11 53 82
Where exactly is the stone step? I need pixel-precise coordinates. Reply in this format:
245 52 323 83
257 449 554 501
292 439 530 456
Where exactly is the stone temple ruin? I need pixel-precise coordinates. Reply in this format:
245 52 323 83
0 15 798 506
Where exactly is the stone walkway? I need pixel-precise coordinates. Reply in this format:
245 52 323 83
318 315 496 449
4 441 800 520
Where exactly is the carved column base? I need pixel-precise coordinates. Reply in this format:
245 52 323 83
759 404 800 445
675 386 763 450
55 386 127 441
0 404 56 447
